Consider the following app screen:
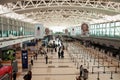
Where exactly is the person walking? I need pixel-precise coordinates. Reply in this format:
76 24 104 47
45 54 48 64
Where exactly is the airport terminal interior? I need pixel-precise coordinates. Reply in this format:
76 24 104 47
0 0 120 80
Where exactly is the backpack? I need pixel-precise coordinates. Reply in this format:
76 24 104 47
23 74 28 80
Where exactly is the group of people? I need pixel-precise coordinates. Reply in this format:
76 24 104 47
76 65 89 80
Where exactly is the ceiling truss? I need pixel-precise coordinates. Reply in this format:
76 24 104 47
23 9 106 27
3 0 120 13
2 0 120 27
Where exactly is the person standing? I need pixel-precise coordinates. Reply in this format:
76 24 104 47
58 47 61 59
61 49 64 59
80 65 84 77
28 71 32 80
13 71 17 80
31 56 33 66
45 54 48 64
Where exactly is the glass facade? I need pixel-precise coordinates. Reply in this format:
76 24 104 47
68 21 120 39
90 22 120 38
0 16 34 38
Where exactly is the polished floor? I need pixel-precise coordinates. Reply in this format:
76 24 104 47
17 50 77 80
17 42 120 80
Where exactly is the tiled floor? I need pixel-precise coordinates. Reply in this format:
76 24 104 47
17 42 120 80
17 50 78 80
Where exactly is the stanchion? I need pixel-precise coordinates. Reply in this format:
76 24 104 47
92 67 94 74
102 58 104 66
93 58 95 65
73 57 74 62
117 62 119 68
77 54 78 59
111 59 113 64
81 59 83 62
110 71 113 79
75 59 76 65
108 61 110 68
87 62 89 69
103 66 105 73
90 58 92 62
97 72 100 80
115 67 117 73
84 58 86 65
105 56 107 61
98 57 99 68
79 54 80 59
87 51 88 59
90 55 92 62
77 62 79 69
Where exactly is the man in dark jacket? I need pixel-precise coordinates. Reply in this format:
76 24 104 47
61 49 64 58
45 54 48 64
13 71 17 80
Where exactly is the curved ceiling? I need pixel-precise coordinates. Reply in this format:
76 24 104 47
1 0 120 27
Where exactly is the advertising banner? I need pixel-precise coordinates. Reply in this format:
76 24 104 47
35 24 45 39
21 50 28 69
65 29 68 35
71 28 76 36
45 28 50 36
81 23 89 37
